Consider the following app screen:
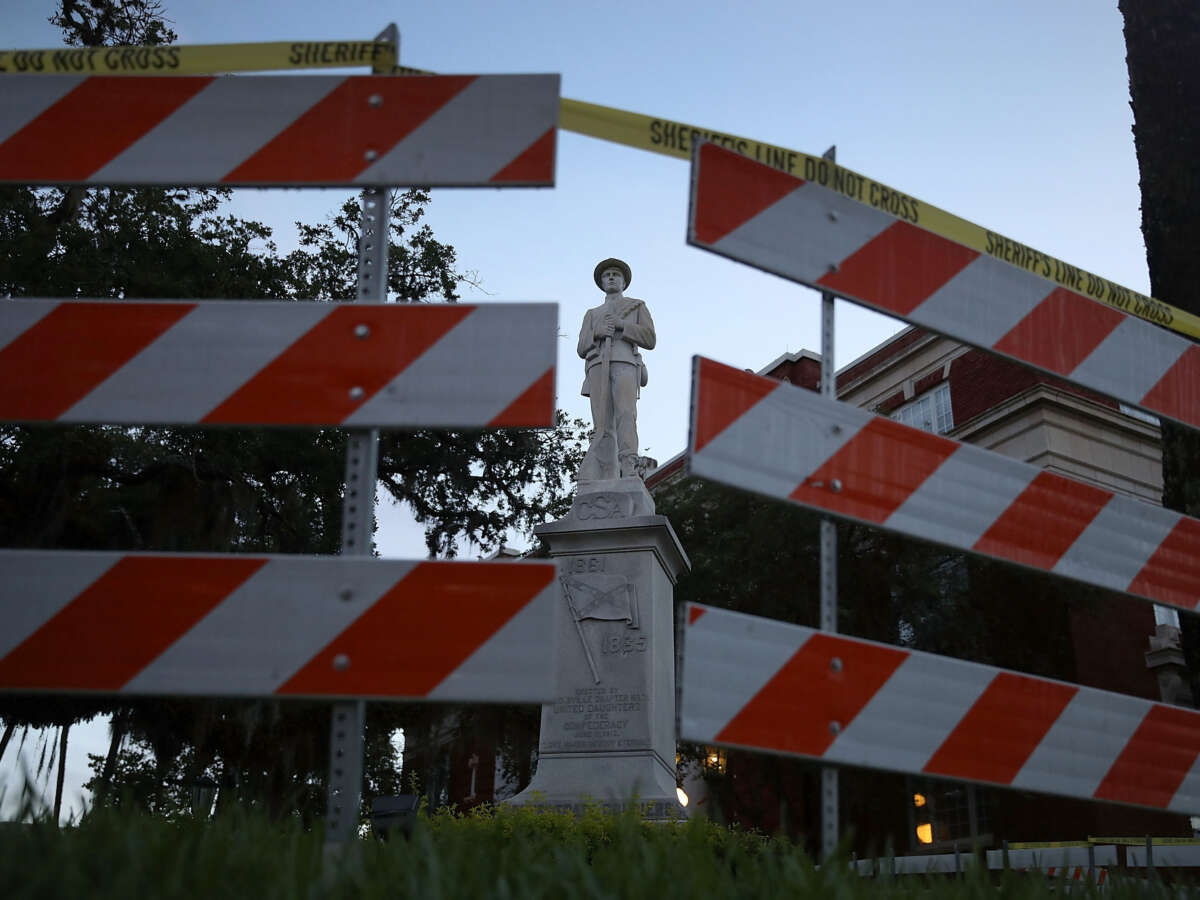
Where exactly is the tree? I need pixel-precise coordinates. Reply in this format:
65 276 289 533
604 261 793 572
51 0 177 48
1120 1 1200 691
1 0 586 821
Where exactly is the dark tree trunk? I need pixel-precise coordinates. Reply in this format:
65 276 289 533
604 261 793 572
93 710 128 807
1120 2 1200 701
1119 1 1200 311
1120 0 1200 522
0 721 14 765
53 723 70 824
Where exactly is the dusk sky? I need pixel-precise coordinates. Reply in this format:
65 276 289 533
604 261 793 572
2 0 1152 820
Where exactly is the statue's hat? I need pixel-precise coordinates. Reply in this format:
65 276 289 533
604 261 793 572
593 257 632 290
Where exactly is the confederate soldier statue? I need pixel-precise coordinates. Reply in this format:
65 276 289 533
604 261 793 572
577 258 656 481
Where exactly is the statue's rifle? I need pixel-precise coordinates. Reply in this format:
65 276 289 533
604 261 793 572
597 300 642 470
597 328 613 468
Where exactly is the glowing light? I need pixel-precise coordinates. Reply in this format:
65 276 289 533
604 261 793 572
709 754 719 765
913 793 926 808
676 787 689 807
916 823 933 844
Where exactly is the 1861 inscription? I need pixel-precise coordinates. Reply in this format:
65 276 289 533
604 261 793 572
567 555 605 574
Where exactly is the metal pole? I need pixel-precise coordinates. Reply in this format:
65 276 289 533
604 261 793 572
819 143 838 864
324 26 396 849
966 784 979 845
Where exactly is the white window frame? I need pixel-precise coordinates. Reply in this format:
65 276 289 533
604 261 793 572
892 382 953 435
1119 402 1160 427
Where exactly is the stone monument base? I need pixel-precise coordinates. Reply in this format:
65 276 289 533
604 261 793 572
510 733 680 819
506 478 689 820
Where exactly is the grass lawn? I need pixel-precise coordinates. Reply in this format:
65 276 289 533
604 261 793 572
1 803 1183 898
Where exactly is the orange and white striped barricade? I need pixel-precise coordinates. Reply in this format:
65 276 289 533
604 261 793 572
1126 843 1200 867
681 602 1200 814
0 551 556 703
688 357 1200 613
687 141 1199 433
985 845 1115 879
0 73 558 186
0 50 562 846
0 299 555 427
1032 866 1107 884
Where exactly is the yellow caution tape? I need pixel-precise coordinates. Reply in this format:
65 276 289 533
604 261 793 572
559 97 1200 343
391 73 1200 342
5 45 1193 341
1010 837 1200 849
0 41 396 75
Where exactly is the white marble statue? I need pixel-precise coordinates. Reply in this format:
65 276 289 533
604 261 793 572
577 258 656 481
509 259 684 818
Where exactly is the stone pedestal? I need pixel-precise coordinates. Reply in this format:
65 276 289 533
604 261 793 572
508 478 690 818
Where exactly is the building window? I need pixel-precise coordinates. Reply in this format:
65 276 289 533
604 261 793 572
703 747 727 773
908 778 990 850
1155 605 1181 629
892 382 953 434
1119 402 1160 427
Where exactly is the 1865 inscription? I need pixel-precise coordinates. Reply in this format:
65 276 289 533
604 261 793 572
600 634 647 656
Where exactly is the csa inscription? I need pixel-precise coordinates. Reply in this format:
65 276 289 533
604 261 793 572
576 493 631 520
